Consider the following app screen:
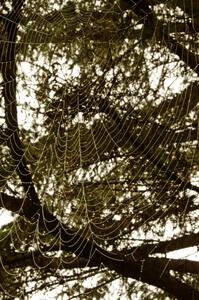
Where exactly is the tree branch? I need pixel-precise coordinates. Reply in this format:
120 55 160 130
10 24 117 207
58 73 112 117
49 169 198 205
0 1 39 205
125 232 199 259
1 192 199 299
98 97 199 194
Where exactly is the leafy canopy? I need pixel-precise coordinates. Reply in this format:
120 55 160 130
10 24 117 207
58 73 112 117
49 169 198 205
0 0 199 299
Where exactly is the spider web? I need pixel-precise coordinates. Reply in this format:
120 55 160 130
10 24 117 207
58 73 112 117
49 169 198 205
0 0 199 299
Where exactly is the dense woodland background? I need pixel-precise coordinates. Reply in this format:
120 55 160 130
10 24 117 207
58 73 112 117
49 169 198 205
0 0 199 299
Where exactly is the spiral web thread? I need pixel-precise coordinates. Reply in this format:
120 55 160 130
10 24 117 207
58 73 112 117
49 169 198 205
0 0 199 299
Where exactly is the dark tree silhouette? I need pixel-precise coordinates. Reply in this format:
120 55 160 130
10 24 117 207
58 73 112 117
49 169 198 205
0 0 199 299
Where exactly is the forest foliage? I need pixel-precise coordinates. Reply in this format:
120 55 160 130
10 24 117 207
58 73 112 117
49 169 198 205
0 0 199 299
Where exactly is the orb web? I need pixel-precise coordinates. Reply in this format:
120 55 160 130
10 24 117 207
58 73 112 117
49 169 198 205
0 0 199 299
